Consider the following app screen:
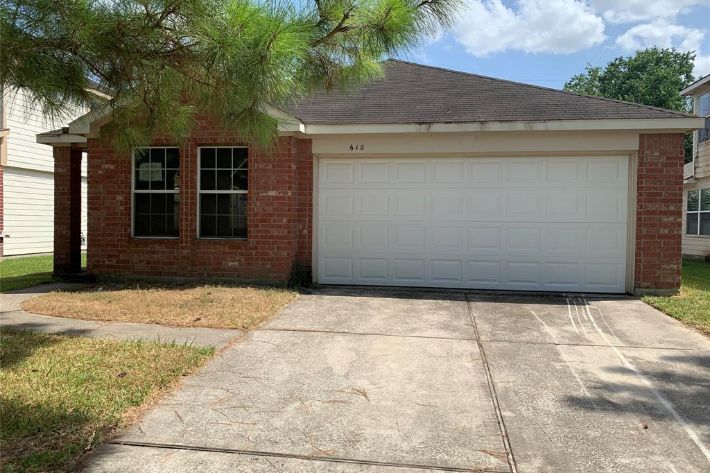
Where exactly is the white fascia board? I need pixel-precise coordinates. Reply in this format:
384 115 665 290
681 76 710 96
36 133 87 145
302 117 705 135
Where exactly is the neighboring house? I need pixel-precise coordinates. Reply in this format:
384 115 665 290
0 89 87 257
38 60 703 294
680 75 710 259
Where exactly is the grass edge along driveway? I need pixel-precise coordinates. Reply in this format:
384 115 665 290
642 259 710 336
0 329 213 473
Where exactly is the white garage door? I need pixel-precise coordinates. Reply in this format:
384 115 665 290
317 156 629 293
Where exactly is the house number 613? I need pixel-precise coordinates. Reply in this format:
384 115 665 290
349 144 364 151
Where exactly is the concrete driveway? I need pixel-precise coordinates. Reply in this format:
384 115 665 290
84 288 710 472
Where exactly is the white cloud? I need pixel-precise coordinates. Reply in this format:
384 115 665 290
695 54 710 76
590 0 710 24
453 0 606 56
615 21 710 76
615 21 705 51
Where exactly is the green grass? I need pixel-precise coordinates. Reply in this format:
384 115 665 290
643 259 710 335
0 329 213 472
0 254 86 293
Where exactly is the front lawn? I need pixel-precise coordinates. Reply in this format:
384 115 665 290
642 259 710 335
0 254 87 293
0 329 212 472
0 255 54 293
22 282 298 330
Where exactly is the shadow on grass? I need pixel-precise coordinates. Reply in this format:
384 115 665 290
0 273 55 294
0 328 64 369
0 330 94 472
0 396 93 473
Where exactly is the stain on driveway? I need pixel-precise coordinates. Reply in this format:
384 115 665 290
84 288 710 472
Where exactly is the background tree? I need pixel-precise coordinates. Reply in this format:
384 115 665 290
0 0 460 149
564 47 697 161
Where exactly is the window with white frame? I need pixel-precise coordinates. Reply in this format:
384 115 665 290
686 188 710 236
133 147 180 237
198 147 248 238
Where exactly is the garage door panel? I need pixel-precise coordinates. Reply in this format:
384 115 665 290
318 156 629 293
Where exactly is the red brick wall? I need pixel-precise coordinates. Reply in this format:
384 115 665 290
86 117 313 282
635 133 685 293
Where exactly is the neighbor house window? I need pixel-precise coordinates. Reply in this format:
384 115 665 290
133 147 180 237
686 188 710 236
198 147 248 238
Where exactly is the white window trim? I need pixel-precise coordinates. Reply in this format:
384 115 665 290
131 146 180 239
686 188 710 238
196 146 249 240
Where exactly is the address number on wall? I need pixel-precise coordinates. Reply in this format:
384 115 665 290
349 144 365 151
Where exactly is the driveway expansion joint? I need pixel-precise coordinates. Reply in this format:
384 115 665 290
465 294 517 473
259 326 477 341
107 440 509 472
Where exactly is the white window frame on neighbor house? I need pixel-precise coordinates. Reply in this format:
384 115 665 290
686 188 710 237
131 146 180 239
196 146 248 239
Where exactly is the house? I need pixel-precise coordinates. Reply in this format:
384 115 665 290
37 60 703 294
681 75 710 259
0 89 87 257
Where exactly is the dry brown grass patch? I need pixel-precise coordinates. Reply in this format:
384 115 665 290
21 282 298 329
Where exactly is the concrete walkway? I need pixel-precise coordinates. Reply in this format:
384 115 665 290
0 283 240 348
82 287 710 473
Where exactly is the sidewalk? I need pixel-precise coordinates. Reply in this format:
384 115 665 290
0 283 241 348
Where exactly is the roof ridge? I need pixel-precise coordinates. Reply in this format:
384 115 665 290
385 58 695 119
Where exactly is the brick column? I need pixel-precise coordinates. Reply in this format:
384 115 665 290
635 133 685 294
54 146 83 275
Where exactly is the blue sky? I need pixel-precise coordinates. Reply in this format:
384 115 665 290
403 0 710 90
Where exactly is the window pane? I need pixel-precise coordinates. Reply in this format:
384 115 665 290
201 148 216 168
201 194 216 215
216 216 231 237
150 214 166 236
217 148 232 168
688 190 699 211
134 214 150 236
200 170 215 190
134 170 149 190
216 170 232 190
701 189 710 211
166 169 179 190
233 194 247 238
150 148 166 168
233 170 248 190
200 214 216 237
165 148 179 168
152 193 166 213
135 148 150 166
166 194 179 236
216 194 231 214
234 148 248 169
687 213 699 235
135 194 150 214
701 213 710 236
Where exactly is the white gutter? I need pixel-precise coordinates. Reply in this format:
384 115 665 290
301 117 705 135
38 110 704 146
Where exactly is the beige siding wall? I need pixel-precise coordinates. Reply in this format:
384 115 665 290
2 89 87 255
682 177 710 257
695 141 710 179
2 167 87 256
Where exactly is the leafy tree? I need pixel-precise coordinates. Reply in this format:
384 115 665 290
0 0 460 149
564 48 696 161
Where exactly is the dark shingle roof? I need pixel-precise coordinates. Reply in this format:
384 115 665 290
287 59 693 125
